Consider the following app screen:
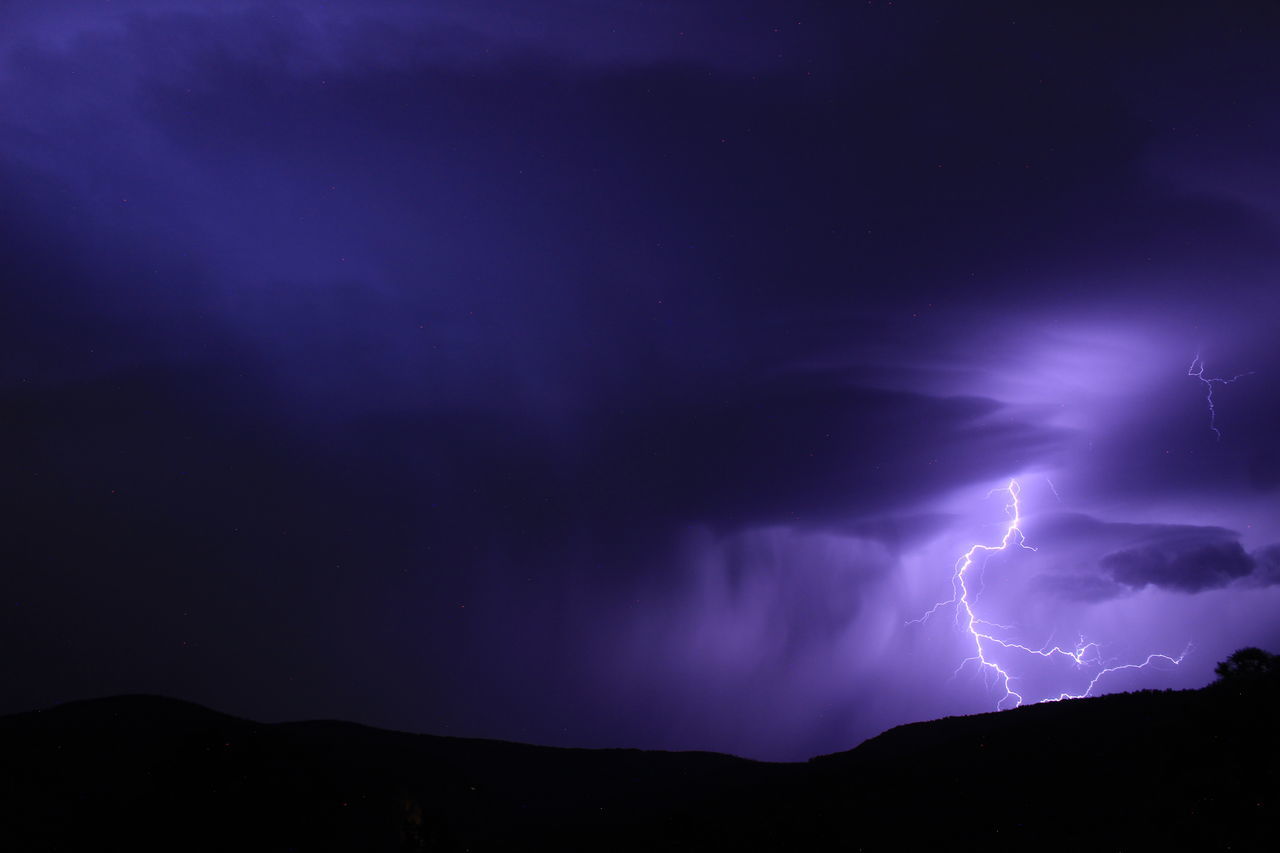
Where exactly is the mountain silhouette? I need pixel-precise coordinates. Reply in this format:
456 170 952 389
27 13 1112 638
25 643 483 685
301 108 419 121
2 682 1275 850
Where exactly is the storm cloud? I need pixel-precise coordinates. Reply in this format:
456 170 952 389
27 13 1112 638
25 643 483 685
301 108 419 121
1102 539 1256 593
5 1 1280 759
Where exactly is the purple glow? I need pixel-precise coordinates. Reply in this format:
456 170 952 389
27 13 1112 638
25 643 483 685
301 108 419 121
4 1 1280 763
914 480 1186 710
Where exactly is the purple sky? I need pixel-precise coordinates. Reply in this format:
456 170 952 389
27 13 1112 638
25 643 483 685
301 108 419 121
4 1 1280 761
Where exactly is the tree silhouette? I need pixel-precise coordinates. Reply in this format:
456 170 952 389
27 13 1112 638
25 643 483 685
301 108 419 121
1214 647 1280 684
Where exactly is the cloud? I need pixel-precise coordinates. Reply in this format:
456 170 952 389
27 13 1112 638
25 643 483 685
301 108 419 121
1030 513 1280 598
1100 539 1255 593
5 0 1280 760
1244 544 1280 588
1035 572 1126 603
570 373 1067 534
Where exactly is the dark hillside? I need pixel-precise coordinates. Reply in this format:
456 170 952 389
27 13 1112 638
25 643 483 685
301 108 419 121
808 684 1278 849
2 683 1276 851
0 695 800 851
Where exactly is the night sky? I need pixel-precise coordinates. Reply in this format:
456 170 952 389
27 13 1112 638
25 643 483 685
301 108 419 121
4 1 1280 761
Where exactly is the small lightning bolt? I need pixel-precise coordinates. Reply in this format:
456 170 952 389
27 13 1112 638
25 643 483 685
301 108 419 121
1188 352 1254 440
911 479 1186 710
1045 477 1061 502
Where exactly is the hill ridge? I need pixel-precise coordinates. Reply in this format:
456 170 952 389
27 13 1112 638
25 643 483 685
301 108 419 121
1 684 1274 850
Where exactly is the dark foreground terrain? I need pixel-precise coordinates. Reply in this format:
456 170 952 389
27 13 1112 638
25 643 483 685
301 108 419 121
2 682 1276 851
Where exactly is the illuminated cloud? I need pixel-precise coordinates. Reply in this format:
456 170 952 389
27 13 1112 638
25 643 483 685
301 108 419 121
4 1 1280 761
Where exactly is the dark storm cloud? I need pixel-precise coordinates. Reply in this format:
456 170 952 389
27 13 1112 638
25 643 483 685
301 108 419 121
2 0 1198 329
1251 545 1280 587
2 0 935 79
338 371 1065 559
11 0 1261 429
584 377 1061 530
3 0 1094 500
1101 539 1255 594
5 0 1280 759
1032 513 1280 598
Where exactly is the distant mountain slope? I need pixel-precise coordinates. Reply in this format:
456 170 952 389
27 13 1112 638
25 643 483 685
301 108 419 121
811 686 1278 850
1 686 1275 851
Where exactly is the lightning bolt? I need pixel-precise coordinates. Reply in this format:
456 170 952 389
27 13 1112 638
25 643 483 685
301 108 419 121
911 479 1186 710
1045 477 1062 502
1188 352 1254 440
